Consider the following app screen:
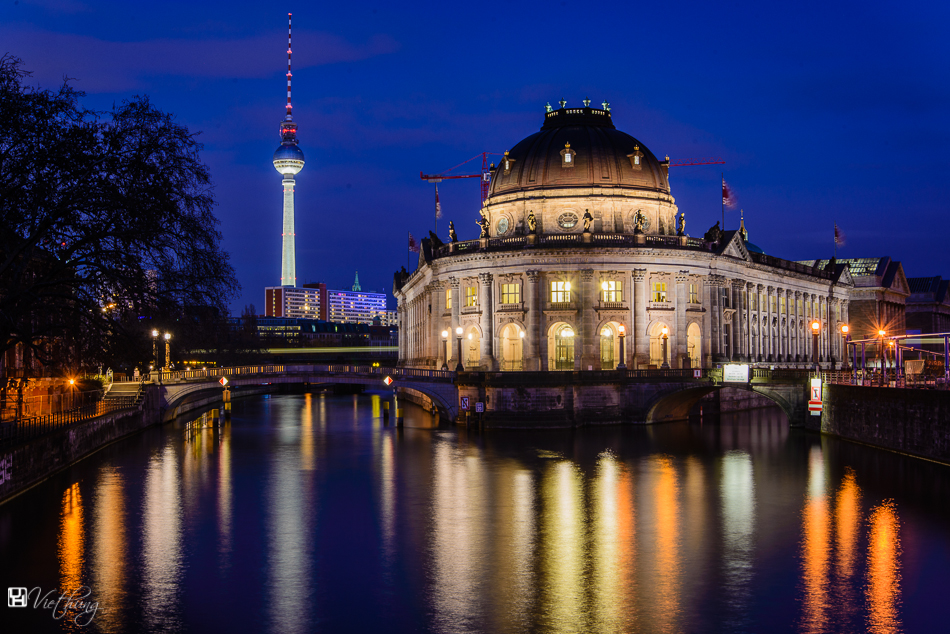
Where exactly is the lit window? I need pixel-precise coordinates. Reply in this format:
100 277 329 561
502 283 520 304
445 289 452 310
780 296 786 313
560 142 576 167
759 293 765 311
601 280 622 302
769 295 776 312
689 283 700 304
465 286 477 307
751 291 758 311
797 299 802 314
652 282 667 303
550 281 571 303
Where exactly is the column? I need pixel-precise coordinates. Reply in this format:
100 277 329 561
429 281 444 366
794 291 802 362
580 269 596 370
478 272 494 370
675 273 688 367
708 275 723 360
397 303 407 365
526 270 541 371
633 269 648 368
449 277 460 367
733 279 747 361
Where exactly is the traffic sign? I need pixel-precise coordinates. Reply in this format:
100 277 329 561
460 396 470 411
383 376 394 386
219 377 228 387
808 400 823 415
475 402 484 413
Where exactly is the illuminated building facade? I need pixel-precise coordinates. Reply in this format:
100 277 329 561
395 102 854 370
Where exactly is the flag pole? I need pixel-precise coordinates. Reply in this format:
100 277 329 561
721 172 724 230
834 222 837 258
434 184 438 234
408 230 410 270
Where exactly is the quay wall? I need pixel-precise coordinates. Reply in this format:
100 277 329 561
0 384 274 505
819 384 950 464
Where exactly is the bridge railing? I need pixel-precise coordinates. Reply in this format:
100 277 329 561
157 364 457 384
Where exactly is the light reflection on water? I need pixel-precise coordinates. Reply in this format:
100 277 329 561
0 393 944 633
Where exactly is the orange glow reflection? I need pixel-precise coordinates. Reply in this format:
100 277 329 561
833 467 861 623
800 446 830 634
591 453 637 633
651 456 681 634
59 482 85 593
93 470 126 631
540 460 585 633
866 501 902 634
301 392 315 471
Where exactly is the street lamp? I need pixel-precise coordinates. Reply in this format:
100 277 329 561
152 329 159 370
661 325 670 369
888 340 895 385
455 326 464 372
878 329 886 386
841 324 851 376
164 332 172 370
441 330 449 370
618 324 627 369
811 320 821 374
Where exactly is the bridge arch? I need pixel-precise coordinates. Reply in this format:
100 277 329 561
645 384 798 425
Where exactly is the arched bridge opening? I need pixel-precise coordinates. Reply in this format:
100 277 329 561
646 384 801 426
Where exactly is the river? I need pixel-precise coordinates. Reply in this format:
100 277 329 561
1 390 948 633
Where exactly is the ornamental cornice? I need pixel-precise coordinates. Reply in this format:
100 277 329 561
526 270 541 282
478 272 493 284
633 269 647 282
448 276 459 289
731 278 746 289
767 286 775 293
707 274 726 288
580 269 595 281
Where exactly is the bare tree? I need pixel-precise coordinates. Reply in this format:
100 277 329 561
0 55 238 376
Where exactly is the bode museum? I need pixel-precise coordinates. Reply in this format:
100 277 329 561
394 103 853 372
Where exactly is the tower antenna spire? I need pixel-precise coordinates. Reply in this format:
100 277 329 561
286 12 293 120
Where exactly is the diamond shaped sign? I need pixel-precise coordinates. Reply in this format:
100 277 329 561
219 377 228 387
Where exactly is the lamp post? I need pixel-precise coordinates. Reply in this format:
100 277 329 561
164 332 171 370
151 329 159 370
888 340 895 385
878 329 886 387
441 330 449 370
618 324 627 370
811 320 821 374
661 325 670 369
455 326 464 372
841 324 851 379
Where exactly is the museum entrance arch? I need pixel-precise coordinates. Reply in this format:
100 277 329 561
547 322 576 371
499 322 524 371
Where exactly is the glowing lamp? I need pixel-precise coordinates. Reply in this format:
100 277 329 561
878 329 886 337
811 321 820 332
442 330 448 339
661 326 669 336
841 324 849 334
618 324 626 335
519 331 525 338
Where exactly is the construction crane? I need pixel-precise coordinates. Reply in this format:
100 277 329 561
420 152 499 208
668 157 725 167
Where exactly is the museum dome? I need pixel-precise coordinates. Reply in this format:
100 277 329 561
488 104 670 197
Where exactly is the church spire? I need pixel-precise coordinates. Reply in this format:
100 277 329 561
352 271 361 291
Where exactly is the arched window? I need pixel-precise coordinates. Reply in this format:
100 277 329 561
553 324 575 370
600 325 615 370
687 323 702 369
500 323 524 371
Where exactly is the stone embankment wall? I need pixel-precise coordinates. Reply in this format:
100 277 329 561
819 384 950 464
0 398 160 504
700 388 778 412
0 384 274 505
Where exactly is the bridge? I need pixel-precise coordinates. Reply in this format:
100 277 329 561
141 364 829 427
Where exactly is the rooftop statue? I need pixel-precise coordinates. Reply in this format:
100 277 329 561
582 209 593 233
677 212 686 236
476 214 489 239
703 221 722 244
448 221 458 243
527 211 536 234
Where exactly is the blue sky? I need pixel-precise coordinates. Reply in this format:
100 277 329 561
4 0 949 312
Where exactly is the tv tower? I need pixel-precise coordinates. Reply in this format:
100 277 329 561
273 12 304 287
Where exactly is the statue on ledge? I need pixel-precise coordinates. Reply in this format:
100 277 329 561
527 211 536 234
703 221 722 244
448 221 458 243
476 214 489 239
582 209 593 233
677 212 686 236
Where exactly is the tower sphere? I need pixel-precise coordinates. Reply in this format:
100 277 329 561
273 143 305 175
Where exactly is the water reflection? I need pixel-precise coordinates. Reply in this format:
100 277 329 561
540 459 585 634
92 469 126 633
866 501 902 634
266 399 313 634
721 451 755 626
800 445 831 634
5 396 942 633
59 482 85 595
430 438 490 632
142 445 182 630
